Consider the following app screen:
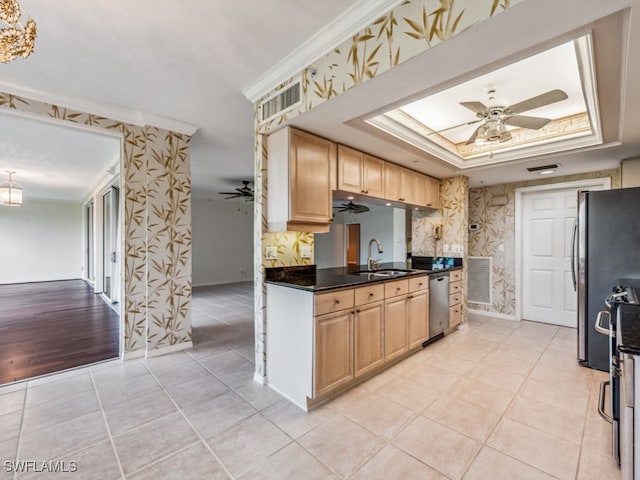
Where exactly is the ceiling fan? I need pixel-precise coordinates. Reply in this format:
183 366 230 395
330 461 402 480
434 88 568 145
334 201 370 214
219 180 254 200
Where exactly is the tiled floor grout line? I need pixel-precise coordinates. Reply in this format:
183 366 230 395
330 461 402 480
140 360 238 480
88 369 126 480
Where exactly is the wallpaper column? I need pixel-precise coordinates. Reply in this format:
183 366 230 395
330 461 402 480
0 93 193 358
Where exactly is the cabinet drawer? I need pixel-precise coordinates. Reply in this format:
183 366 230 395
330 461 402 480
450 304 461 327
355 283 385 306
408 275 428 293
449 280 461 295
315 289 354 316
450 270 462 282
384 279 409 298
450 292 461 306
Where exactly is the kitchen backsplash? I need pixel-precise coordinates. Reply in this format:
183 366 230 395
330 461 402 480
261 231 314 267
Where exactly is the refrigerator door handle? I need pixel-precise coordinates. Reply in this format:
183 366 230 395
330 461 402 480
571 219 578 292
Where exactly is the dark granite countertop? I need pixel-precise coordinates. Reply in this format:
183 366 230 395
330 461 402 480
265 262 462 292
618 304 640 355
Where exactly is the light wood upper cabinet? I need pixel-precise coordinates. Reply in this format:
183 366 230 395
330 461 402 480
412 171 427 207
354 300 384 378
267 127 335 233
337 145 385 198
425 176 441 209
399 168 414 203
314 309 353 397
384 162 402 201
363 155 385 198
337 145 363 194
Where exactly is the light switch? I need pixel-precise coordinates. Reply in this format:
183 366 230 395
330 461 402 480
265 246 277 260
301 245 312 259
499 243 505 252
452 244 461 253
443 244 449 253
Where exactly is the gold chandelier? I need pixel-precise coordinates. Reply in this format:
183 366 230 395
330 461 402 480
0 0 36 63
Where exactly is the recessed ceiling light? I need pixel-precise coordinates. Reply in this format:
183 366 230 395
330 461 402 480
347 196 354 200
385 202 392 206
538 169 555 175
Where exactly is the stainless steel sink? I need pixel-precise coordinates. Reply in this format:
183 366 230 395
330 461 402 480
352 269 413 277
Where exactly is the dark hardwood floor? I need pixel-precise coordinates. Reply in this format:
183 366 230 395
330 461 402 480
0 280 120 385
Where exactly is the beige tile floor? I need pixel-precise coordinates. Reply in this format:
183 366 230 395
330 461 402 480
0 282 621 479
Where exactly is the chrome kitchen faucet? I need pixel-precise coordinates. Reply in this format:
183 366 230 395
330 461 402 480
367 238 383 270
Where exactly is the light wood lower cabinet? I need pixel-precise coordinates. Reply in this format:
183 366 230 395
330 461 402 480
449 270 462 328
354 301 384 377
408 289 429 348
314 309 353 397
267 275 434 409
384 295 409 362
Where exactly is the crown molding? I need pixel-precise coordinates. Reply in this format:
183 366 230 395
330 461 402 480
0 77 199 136
242 0 405 103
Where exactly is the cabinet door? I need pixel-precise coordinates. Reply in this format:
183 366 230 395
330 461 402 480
384 163 402 201
290 129 335 225
412 172 427 207
408 290 429 348
450 304 461 328
354 301 384 378
399 168 415 204
337 144 363 194
425 176 441 209
363 154 385 198
315 309 353 397
384 296 408 362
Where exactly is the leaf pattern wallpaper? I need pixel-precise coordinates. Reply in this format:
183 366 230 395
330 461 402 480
252 1 519 378
256 0 521 129
0 93 193 357
467 169 620 316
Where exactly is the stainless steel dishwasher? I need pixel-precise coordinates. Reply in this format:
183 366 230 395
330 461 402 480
429 272 449 338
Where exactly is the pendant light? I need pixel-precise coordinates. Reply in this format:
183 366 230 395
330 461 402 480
0 171 23 206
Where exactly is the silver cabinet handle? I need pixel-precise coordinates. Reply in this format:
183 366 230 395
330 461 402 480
595 311 612 336
598 380 614 424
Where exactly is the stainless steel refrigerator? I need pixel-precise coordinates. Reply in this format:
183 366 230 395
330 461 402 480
574 187 640 371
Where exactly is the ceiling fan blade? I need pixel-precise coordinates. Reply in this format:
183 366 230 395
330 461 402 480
353 205 370 213
459 101 488 115
219 191 240 195
224 194 241 199
465 124 483 145
426 119 482 136
505 89 568 115
503 115 551 130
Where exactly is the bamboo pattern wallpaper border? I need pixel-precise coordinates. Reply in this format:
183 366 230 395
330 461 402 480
0 92 193 356
256 0 521 131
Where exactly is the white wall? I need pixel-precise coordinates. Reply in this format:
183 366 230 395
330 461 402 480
0 199 83 284
314 205 407 268
192 197 253 286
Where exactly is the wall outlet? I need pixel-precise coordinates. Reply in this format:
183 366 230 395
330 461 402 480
265 246 277 260
451 244 461 254
301 245 312 259
443 244 450 253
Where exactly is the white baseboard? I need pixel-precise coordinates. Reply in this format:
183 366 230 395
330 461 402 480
468 309 517 321
145 341 194 358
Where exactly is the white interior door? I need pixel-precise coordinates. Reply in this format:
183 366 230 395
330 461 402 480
522 188 578 327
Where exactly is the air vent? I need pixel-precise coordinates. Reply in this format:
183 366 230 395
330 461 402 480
261 82 301 122
467 256 492 305
527 164 559 172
